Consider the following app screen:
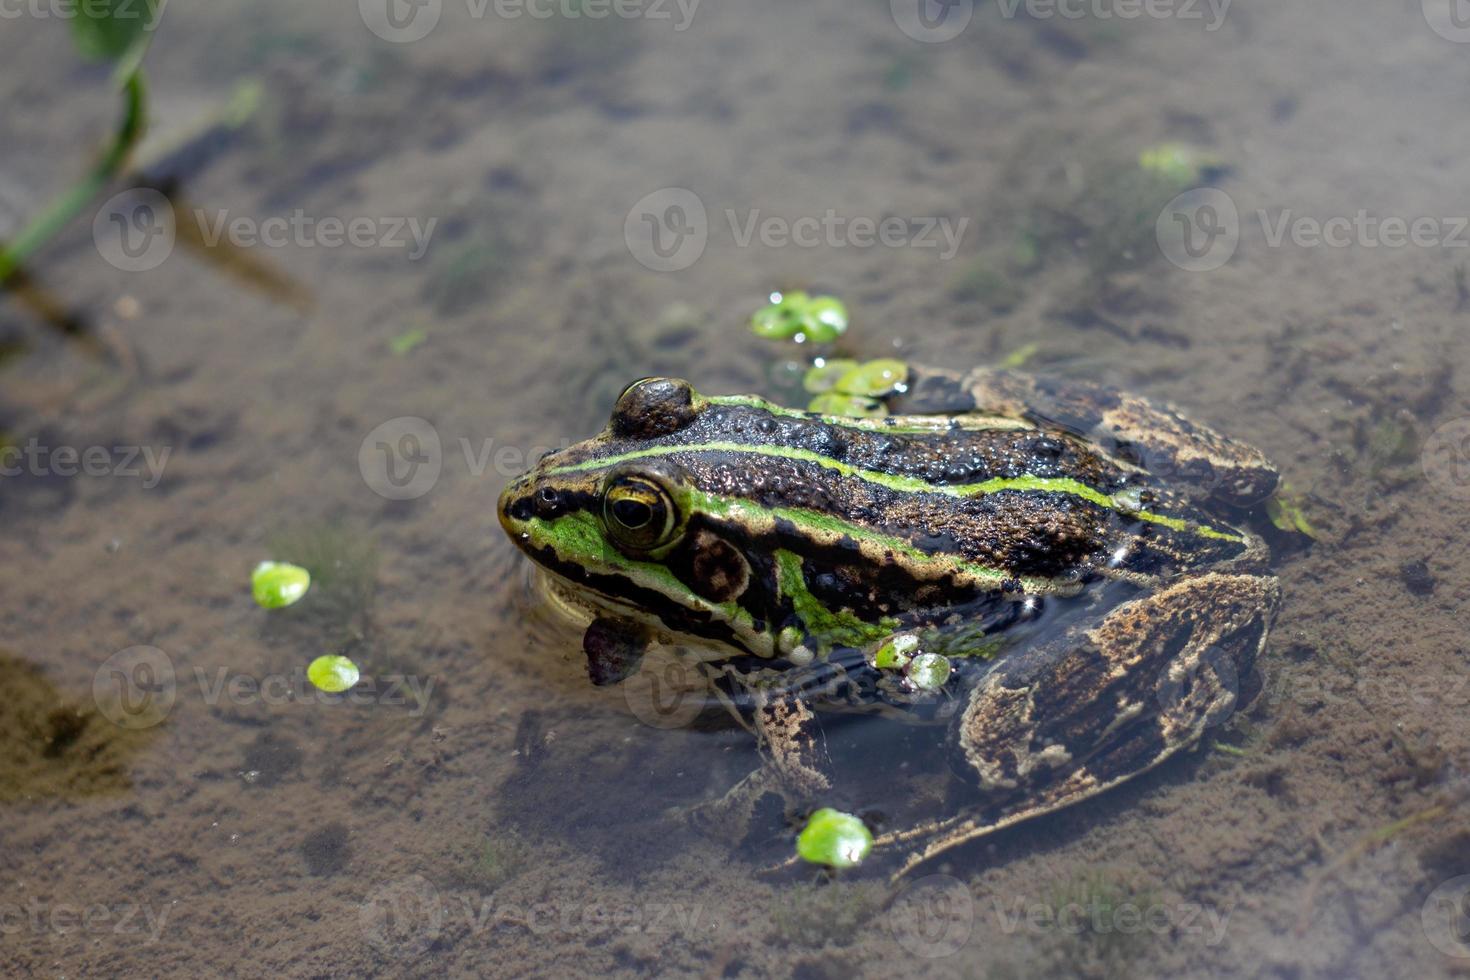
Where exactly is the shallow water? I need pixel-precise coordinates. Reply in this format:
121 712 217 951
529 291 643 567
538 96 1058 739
3 1 1470 976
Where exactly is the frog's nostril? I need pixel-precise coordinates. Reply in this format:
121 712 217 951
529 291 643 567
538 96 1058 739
533 486 563 518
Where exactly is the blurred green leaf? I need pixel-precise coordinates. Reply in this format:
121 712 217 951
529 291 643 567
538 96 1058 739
71 0 160 62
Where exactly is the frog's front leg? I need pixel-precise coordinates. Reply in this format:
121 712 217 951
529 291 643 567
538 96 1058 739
683 691 833 839
881 571 1280 878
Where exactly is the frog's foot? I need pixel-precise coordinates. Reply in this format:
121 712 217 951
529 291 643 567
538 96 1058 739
675 695 833 841
899 365 1279 507
879 571 1279 880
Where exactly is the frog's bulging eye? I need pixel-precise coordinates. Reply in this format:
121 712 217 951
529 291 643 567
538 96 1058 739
602 473 680 553
611 378 698 438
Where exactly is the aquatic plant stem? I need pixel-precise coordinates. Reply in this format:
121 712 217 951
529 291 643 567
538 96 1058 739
0 69 148 286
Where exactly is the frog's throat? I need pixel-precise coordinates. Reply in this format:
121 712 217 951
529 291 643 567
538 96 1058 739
530 569 761 663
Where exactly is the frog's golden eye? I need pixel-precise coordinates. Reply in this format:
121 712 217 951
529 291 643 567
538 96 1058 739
602 473 681 553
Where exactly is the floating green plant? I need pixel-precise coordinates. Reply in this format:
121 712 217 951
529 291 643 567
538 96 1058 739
1138 142 1225 186
306 654 360 693
389 327 429 356
796 808 872 869
0 0 164 286
750 291 849 344
800 356 909 418
251 561 311 609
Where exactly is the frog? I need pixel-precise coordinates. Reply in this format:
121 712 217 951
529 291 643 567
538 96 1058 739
497 365 1282 877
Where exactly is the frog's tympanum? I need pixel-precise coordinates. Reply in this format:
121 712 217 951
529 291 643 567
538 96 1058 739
498 366 1282 875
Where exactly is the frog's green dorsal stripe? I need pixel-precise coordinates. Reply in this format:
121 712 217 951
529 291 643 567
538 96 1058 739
705 395 1034 434
545 441 1246 544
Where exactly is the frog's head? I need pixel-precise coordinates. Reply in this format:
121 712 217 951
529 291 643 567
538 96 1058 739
498 378 777 658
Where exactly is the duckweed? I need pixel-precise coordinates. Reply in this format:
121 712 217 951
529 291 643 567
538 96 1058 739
251 561 311 609
306 654 360 693
796 807 872 869
750 291 849 343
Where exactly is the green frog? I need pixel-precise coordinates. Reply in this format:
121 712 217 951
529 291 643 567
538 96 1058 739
497 366 1282 876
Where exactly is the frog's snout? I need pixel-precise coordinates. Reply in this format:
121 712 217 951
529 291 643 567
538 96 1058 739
497 477 535 540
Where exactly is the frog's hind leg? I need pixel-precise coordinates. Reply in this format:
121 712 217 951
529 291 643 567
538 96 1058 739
880 572 1280 880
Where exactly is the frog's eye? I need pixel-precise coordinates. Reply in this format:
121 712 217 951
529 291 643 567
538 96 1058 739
602 472 681 553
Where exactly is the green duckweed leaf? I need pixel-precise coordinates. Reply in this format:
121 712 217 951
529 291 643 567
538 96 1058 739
307 654 360 694
796 808 872 869
251 561 311 609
